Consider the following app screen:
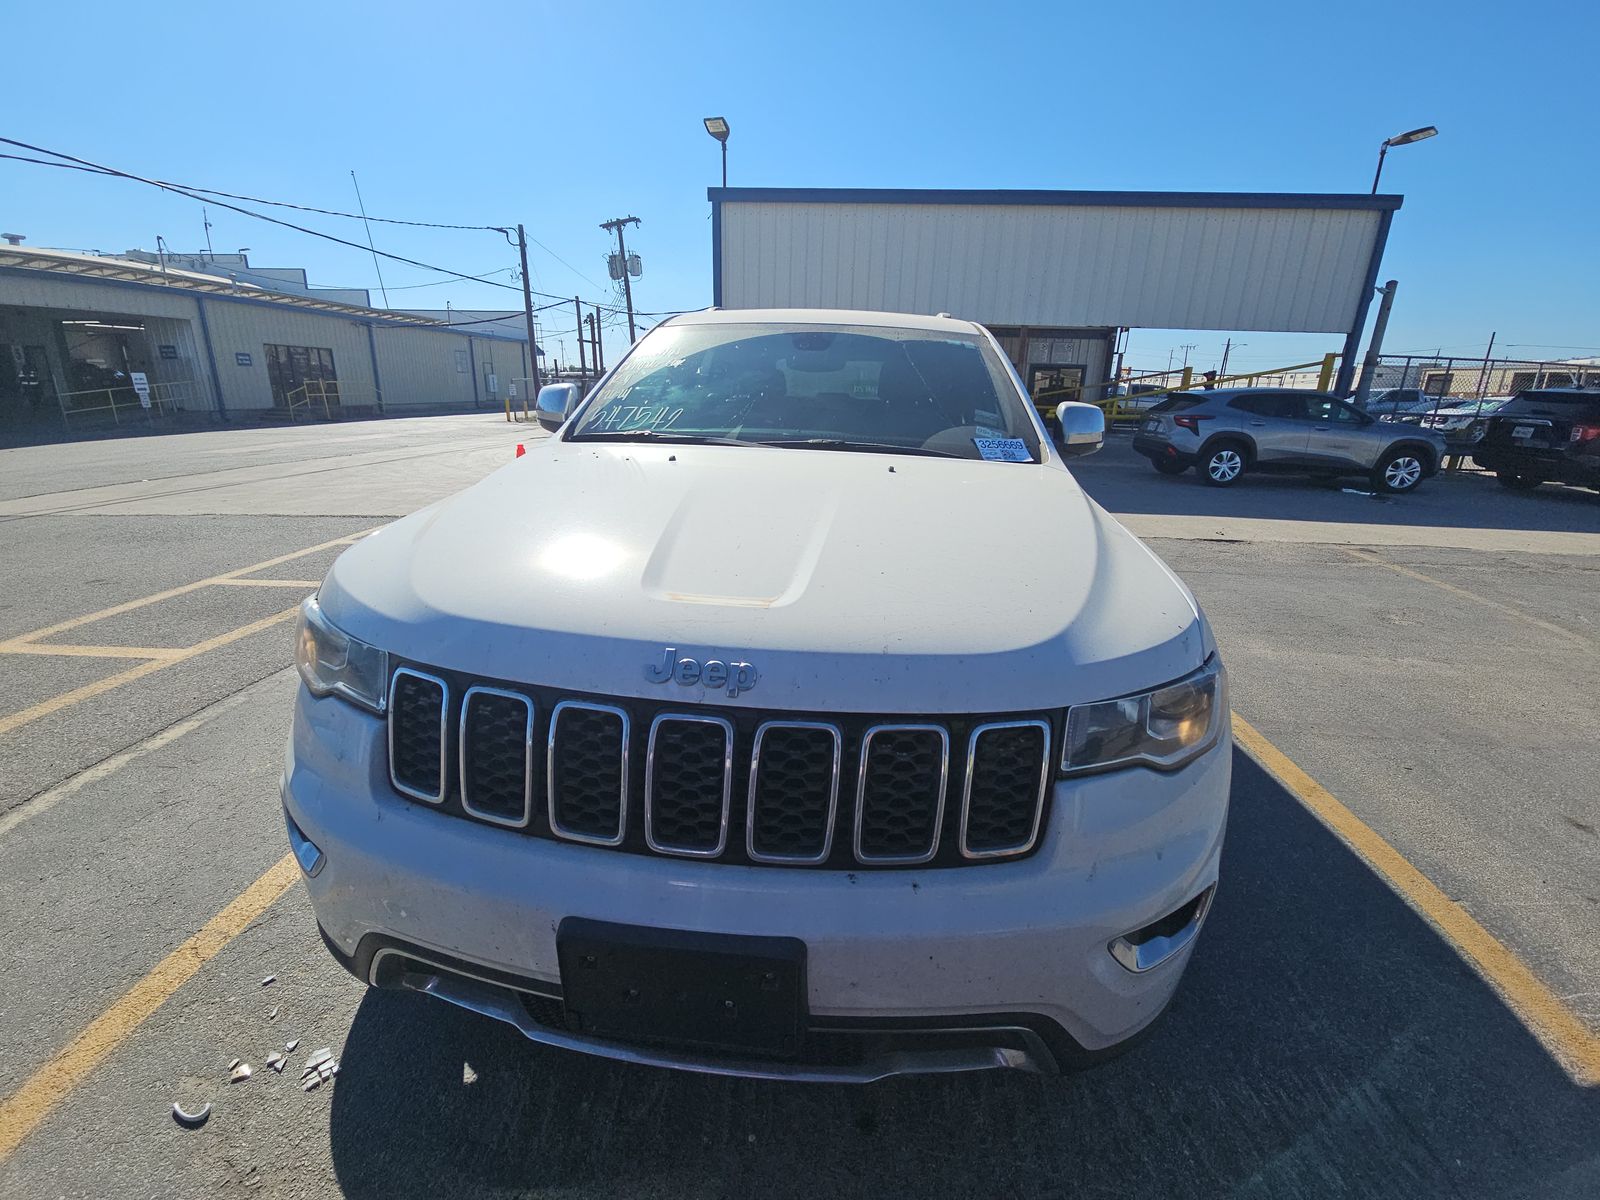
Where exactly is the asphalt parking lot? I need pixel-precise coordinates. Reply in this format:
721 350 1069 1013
1 415 1596 1198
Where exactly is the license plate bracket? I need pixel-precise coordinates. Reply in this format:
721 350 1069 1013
557 918 806 1057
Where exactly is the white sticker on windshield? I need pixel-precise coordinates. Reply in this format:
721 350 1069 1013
974 437 1031 462
975 426 1007 439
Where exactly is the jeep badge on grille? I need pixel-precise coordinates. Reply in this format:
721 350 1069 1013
645 647 759 697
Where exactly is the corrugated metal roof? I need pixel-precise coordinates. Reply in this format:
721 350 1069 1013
0 246 443 325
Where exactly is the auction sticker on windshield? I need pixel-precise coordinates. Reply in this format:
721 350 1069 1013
974 437 1031 462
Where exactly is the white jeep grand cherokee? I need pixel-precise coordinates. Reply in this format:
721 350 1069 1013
283 309 1230 1081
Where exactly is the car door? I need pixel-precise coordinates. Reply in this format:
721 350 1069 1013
1305 395 1379 468
1232 392 1312 464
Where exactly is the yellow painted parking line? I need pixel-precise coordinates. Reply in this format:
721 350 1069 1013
1340 547 1594 653
0 644 180 660
0 528 376 651
0 854 299 1163
213 578 323 588
1233 713 1600 1086
0 607 298 738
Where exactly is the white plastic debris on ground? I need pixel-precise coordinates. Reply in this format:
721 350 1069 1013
300 1047 339 1091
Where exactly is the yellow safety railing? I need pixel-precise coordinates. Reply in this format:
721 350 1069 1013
1032 354 1341 423
57 379 199 427
285 379 340 422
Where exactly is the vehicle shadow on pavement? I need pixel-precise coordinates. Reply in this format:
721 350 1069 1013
326 750 1600 1200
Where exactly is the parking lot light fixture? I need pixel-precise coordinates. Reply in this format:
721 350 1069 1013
1372 126 1438 193
703 117 730 187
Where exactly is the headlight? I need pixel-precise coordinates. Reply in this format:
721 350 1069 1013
1062 658 1225 775
295 594 389 713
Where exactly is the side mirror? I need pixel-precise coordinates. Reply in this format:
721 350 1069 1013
535 383 581 431
1054 401 1105 457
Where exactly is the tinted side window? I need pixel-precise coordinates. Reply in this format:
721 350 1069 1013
1230 394 1308 420
1309 397 1361 424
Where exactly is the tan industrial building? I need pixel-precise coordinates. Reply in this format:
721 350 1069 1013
0 245 534 434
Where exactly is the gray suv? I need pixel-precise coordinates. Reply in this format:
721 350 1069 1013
1131 388 1448 493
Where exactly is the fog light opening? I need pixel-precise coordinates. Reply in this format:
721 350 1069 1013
285 810 325 878
1109 885 1214 973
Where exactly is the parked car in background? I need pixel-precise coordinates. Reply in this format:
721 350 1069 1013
1419 397 1511 442
1366 388 1443 421
1104 383 1165 414
1472 389 1600 491
1133 388 1448 492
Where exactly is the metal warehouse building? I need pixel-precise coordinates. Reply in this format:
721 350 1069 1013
709 187 1402 405
0 245 534 434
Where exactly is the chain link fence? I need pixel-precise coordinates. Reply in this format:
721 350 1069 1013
1365 355 1600 402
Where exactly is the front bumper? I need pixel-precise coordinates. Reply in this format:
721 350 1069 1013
283 685 1231 1080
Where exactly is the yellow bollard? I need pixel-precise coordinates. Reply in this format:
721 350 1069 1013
1317 352 1337 393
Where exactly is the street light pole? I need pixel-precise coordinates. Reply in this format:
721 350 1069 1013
1371 125 1438 193
703 117 730 187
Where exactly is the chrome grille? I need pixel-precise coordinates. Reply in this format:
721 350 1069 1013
854 725 949 865
645 714 733 857
384 665 1052 868
459 687 534 828
747 722 841 864
547 701 629 845
960 720 1051 858
388 668 448 803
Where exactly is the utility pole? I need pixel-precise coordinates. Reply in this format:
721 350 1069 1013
574 296 587 380
1180 343 1198 368
1353 280 1399 407
515 224 542 399
587 311 602 373
1219 339 1232 377
600 216 641 344
591 305 605 371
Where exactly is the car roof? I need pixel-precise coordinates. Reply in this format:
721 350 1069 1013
663 307 987 335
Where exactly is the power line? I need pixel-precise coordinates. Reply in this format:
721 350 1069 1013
0 152 502 231
1 137 691 319
0 135 533 295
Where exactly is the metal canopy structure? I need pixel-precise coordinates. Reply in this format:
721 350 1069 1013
709 188 1403 394
0 246 446 326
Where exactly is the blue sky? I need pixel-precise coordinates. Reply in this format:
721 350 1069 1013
3 0 1595 374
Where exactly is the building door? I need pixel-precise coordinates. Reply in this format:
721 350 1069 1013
1027 363 1086 410
265 344 338 408
0 345 58 426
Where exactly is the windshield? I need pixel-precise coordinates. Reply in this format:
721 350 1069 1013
568 323 1042 461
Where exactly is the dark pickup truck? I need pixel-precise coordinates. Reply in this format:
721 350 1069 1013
1472 389 1600 492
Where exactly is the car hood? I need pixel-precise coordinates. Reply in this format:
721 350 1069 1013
320 441 1212 713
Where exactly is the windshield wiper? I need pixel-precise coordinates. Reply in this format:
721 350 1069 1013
566 430 753 447
757 438 967 459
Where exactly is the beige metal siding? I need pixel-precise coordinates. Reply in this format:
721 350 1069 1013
0 268 534 415
202 300 375 411
371 327 527 411
719 201 1382 334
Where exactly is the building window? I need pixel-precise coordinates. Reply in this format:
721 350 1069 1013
264 344 338 408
